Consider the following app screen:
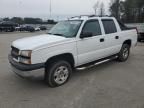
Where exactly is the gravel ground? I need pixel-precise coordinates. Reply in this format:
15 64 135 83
0 32 144 108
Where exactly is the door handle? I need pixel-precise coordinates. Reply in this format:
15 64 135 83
115 36 119 39
100 38 104 42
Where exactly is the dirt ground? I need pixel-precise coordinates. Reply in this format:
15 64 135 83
0 32 144 108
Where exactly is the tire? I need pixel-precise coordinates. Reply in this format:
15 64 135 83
117 44 130 62
45 60 72 87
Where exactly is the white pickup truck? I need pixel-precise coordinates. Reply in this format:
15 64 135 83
9 16 137 87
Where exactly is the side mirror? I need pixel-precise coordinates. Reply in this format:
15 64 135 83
80 32 93 39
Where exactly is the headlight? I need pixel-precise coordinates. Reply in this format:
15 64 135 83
20 50 32 57
19 57 31 64
19 50 32 64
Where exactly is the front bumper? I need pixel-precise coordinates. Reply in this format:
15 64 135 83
11 65 44 78
8 54 45 71
8 54 45 77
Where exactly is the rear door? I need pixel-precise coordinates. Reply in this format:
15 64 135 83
101 19 122 56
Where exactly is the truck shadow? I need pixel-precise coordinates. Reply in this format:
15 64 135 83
12 73 47 87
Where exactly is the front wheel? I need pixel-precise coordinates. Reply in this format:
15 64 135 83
45 60 72 87
117 44 130 62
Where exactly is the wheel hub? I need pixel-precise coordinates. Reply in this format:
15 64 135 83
123 47 129 59
54 66 69 84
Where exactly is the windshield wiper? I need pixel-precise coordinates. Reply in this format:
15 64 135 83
47 33 65 37
52 33 64 37
53 33 64 36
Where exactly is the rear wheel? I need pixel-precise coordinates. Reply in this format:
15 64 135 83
117 44 130 62
45 60 72 87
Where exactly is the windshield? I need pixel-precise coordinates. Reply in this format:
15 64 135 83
48 20 82 38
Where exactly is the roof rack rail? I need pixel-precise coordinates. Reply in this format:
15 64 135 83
70 15 90 19
70 15 110 19
89 15 110 17
71 15 111 18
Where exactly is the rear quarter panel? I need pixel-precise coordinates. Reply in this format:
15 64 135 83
119 29 137 47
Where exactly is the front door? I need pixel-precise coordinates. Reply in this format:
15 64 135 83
77 20 106 66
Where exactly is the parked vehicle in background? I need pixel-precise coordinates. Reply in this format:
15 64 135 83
126 23 144 41
35 27 41 31
9 15 137 87
15 27 20 31
19 25 35 32
39 26 47 30
0 21 18 32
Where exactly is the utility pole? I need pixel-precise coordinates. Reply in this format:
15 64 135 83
49 0 52 19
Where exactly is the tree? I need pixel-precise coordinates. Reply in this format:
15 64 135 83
35 18 43 24
93 1 100 15
110 0 144 23
24 18 43 24
3 17 10 21
11 17 24 24
0 17 57 24
47 19 57 24
93 1 105 16
99 2 105 16
110 0 120 19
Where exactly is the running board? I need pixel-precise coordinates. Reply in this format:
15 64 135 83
76 55 118 70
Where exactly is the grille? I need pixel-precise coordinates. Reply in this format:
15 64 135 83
11 46 19 60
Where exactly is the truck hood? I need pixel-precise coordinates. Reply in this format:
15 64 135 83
12 34 70 50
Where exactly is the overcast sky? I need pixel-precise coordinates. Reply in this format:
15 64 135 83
0 0 110 19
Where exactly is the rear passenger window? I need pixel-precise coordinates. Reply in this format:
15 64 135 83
102 20 117 34
82 20 101 36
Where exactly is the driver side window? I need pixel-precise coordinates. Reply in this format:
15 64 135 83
82 20 102 36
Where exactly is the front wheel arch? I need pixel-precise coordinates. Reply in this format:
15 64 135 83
45 53 75 69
